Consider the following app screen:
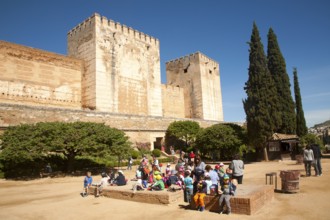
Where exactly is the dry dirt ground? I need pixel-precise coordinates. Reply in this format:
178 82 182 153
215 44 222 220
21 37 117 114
1 159 330 220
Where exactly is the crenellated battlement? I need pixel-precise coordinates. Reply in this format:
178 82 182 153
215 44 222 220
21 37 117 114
67 13 97 36
98 14 159 46
166 51 218 67
68 13 159 46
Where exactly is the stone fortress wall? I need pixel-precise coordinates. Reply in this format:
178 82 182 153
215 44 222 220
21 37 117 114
67 14 163 116
0 13 224 149
0 41 83 109
166 52 223 121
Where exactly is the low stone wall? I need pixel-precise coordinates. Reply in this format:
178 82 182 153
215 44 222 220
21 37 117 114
190 185 274 215
87 184 274 215
88 185 183 205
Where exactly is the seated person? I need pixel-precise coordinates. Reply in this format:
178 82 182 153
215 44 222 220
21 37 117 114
132 168 144 192
150 174 165 191
112 170 127 186
94 172 110 197
166 170 180 190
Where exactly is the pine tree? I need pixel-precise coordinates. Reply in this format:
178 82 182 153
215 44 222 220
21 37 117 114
293 67 308 136
243 22 280 160
267 28 296 134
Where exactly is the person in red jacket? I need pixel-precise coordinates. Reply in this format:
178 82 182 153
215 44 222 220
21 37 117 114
189 151 195 162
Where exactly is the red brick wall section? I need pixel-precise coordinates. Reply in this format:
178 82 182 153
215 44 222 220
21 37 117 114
190 185 274 215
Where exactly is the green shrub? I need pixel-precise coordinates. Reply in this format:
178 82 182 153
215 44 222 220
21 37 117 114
152 149 162 157
130 149 140 159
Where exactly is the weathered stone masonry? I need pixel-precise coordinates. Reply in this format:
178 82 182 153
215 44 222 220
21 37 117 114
0 13 224 148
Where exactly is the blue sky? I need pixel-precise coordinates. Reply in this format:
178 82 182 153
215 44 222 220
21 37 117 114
1 0 329 128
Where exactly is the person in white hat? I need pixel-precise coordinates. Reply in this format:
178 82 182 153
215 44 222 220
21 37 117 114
113 170 127 186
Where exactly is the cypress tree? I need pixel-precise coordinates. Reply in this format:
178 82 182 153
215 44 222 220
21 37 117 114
267 28 296 134
293 67 308 136
243 22 280 160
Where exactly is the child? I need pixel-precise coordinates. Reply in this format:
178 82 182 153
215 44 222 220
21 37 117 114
82 171 93 197
140 165 150 188
204 174 212 195
183 170 193 203
150 174 165 191
165 163 172 177
217 163 226 186
177 169 185 188
193 175 207 212
185 161 194 173
132 167 144 193
209 166 220 194
218 174 236 215
204 165 212 177
94 172 109 197
166 170 179 191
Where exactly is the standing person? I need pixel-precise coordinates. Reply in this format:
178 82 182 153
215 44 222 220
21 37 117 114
183 170 194 203
192 155 206 193
175 158 185 172
189 151 195 162
209 165 220 194
218 174 236 215
204 165 212 177
311 144 322 176
82 171 93 197
229 154 244 184
127 157 133 170
45 163 52 173
303 145 314 177
140 165 150 188
204 175 212 195
180 150 186 161
217 163 226 186
170 146 176 163
165 163 172 176
152 155 160 171
170 146 175 156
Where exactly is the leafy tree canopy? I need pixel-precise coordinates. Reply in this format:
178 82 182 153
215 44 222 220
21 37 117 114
0 122 131 173
165 120 200 151
195 123 246 160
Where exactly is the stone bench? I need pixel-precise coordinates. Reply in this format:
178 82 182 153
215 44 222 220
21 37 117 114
88 184 274 214
190 185 274 215
88 184 183 205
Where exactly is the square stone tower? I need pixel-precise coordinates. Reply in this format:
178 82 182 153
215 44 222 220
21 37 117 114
166 52 223 121
67 13 162 116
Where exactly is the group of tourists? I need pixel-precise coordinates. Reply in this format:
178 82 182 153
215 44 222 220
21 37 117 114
82 169 127 197
81 150 245 215
131 152 244 215
303 144 322 177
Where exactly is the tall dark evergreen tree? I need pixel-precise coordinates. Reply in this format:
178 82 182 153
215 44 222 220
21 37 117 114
243 22 280 160
293 67 308 136
267 28 296 134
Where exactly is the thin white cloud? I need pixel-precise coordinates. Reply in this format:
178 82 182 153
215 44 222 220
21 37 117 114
304 92 330 99
300 65 330 81
305 109 330 127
